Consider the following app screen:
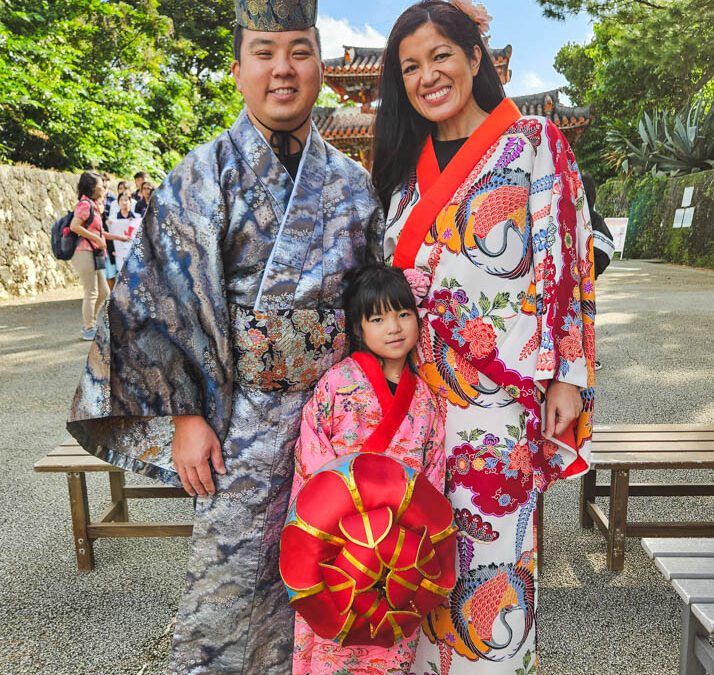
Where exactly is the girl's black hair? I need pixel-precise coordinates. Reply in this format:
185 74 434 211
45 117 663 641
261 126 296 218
342 265 418 354
77 171 103 200
372 0 505 211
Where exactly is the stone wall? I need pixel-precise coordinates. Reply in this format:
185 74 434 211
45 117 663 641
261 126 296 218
597 169 714 268
0 165 81 298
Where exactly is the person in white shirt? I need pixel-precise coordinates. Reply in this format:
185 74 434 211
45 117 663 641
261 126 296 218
107 181 137 222
106 191 141 272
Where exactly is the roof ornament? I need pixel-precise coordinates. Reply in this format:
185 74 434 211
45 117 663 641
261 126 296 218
448 0 492 34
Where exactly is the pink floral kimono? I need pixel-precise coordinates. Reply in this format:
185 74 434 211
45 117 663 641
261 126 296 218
290 351 446 674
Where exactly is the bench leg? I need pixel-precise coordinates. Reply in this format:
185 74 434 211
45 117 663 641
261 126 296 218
536 490 544 575
67 472 95 572
580 469 596 529
606 469 629 572
681 605 707 675
109 472 129 522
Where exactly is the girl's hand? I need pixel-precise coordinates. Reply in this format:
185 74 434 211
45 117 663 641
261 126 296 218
172 415 226 496
543 381 582 439
93 235 107 250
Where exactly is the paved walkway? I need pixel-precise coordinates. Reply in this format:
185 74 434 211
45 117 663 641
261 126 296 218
1 260 713 674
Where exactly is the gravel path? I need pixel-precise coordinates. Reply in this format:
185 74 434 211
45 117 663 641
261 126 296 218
1 260 712 674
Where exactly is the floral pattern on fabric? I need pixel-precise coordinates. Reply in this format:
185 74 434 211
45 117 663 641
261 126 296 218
231 307 347 392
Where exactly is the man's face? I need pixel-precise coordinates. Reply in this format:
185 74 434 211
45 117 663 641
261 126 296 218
232 28 324 130
134 177 144 189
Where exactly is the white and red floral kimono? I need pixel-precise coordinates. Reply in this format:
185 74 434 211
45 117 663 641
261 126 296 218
383 98 596 674
290 351 446 674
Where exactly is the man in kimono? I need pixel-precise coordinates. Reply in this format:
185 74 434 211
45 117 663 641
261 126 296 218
67 1 383 672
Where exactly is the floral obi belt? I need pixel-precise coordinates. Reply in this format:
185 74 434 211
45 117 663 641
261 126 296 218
280 452 457 647
231 306 346 392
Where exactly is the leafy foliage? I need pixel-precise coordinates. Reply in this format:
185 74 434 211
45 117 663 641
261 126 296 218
606 99 714 176
0 0 242 176
548 0 714 181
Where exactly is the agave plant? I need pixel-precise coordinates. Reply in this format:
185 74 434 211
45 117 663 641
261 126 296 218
606 97 714 177
605 115 660 175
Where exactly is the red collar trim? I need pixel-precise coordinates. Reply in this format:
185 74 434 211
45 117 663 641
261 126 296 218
393 98 522 269
351 352 417 454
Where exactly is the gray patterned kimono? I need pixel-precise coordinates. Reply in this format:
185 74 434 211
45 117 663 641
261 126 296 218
67 110 383 674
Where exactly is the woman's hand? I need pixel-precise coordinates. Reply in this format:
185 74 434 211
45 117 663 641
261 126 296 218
543 381 582 439
172 415 226 496
92 234 107 250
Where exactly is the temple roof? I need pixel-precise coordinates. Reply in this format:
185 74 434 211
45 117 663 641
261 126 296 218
324 44 512 85
312 107 374 143
513 89 591 130
324 47 383 76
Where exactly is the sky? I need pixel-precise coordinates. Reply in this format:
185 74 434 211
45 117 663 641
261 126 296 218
316 0 593 101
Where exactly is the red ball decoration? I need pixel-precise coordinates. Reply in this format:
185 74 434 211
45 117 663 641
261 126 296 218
280 452 457 647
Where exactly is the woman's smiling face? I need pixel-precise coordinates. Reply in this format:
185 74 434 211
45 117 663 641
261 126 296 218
398 21 480 126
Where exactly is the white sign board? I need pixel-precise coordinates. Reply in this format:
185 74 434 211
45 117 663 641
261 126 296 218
673 208 685 228
682 207 695 228
682 186 694 208
604 218 628 256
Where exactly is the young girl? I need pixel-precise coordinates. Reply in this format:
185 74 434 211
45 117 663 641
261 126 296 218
290 264 446 674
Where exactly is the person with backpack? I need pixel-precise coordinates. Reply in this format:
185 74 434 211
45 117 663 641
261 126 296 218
69 171 129 340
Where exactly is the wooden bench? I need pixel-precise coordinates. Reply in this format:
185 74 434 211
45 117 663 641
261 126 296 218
580 424 714 571
34 438 192 571
643 538 714 675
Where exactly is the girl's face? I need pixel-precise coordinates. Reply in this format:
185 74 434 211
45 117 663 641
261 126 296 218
118 194 131 211
360 305 419 364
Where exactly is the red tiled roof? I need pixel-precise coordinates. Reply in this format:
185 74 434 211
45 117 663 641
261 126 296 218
312 107 374 141
324 44 512 77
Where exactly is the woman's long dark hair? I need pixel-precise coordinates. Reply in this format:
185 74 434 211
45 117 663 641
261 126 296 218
372 1 505 210
342 265 418 354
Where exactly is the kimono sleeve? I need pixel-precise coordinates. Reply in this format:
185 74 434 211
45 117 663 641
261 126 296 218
529 119 595 392
67 152 233 487
290 371 337 502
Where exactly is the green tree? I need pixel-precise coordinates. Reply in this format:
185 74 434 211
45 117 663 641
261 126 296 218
543 0 714 180
0 0 242 175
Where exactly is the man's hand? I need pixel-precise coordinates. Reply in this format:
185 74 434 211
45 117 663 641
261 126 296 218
172 415 226 496
543 381 583 439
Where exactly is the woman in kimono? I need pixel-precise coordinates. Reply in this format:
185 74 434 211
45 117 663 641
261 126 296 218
372 2 596 673
290 265 446 674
